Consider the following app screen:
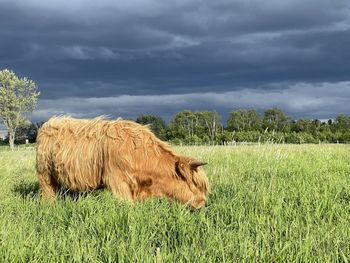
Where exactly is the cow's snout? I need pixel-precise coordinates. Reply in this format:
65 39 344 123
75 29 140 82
191 195 206 209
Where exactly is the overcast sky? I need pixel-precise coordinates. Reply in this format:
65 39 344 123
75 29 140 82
1 0 350 127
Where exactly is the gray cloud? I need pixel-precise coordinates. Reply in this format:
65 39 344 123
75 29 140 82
28 81 350 123
0 0 349 124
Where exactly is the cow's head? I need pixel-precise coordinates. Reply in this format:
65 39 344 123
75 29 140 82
174 157 209 209
135 156 209 209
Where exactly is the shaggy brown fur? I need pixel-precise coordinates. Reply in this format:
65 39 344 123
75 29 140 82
36 116 209 209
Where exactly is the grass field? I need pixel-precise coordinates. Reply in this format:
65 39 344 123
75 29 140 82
0 144 350 262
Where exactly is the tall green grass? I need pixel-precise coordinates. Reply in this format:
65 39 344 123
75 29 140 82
0 144 349 262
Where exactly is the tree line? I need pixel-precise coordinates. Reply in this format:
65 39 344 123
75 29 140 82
2 107 350 146
135 109 350 144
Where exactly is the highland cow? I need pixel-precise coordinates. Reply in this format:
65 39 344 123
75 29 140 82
36 116 209 209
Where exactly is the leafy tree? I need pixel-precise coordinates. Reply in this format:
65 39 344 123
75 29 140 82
292 118 329 135
227 109 261 132
291 118 311 133
136 114 167 140
168 110 223 143
309 119 322 134
340 131 350 142
0 69 39 149
12 121 44 143
197 111 222 142
14 123 31 143
263 108 291 132
217 130 235 145
319 121 331 133
168 110 198 139
334 114 350 132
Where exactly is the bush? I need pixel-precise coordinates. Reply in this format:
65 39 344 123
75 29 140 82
339 132 350 143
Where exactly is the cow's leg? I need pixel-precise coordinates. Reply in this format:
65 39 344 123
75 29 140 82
38 171 59 200
104 172 134 201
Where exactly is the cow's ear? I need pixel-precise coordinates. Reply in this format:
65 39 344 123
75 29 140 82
175 160 190 181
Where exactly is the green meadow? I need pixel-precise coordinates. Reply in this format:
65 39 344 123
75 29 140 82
0 144 349 262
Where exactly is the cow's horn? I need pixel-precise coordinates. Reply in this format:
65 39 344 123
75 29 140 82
190 160 207 168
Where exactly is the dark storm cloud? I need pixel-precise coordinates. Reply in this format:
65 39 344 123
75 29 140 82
0 0 349 124
29 81 350 123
